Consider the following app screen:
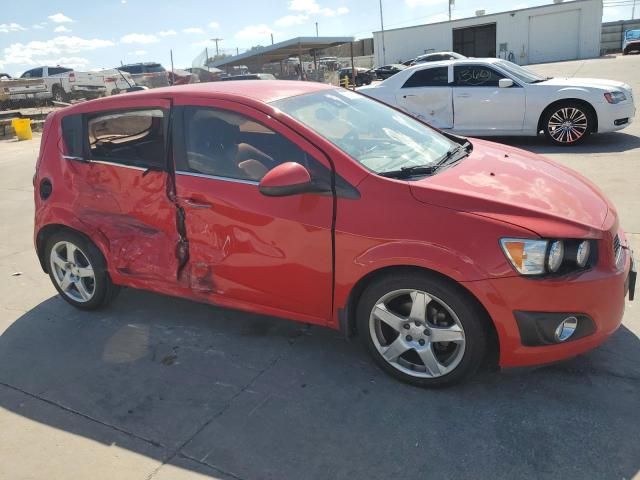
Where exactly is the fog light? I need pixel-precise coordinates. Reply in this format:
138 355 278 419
554 316 578 342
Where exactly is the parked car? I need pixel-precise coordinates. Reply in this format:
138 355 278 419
219 73 276 81
0 73 48 106
401 59 415 66
622 29 640 55
34 81 635 387
359 58 636 145
373 64 407 80
168 69 198 85
412 52 466 65
338 67 374 86
20 66 106 102
98 69 137 96
116 63 170 88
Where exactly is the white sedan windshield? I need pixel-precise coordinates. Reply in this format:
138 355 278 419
271 89 456 174
495 61 547 83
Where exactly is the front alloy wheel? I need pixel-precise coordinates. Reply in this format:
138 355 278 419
370 290 466 378
543 103 592 145
357 273 488 387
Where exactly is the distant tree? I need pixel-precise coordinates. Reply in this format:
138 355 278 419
249 45 265 51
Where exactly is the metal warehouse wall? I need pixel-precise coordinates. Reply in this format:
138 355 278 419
601 19 640 53
373 0 602 66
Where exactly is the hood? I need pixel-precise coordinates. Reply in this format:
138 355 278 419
409 139 611 238
538 77 631 92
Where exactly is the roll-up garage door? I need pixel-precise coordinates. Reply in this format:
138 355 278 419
529 10 580 64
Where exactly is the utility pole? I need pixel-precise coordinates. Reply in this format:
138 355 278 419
379 0 386 65
315 22 319 37
633 0 637 19
448 0 452 21
210 38 223 56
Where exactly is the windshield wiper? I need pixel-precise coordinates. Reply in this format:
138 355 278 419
435 141 472 167
379 141 471 179
379 164 440 179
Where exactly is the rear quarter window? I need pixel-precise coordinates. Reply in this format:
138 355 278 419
402 67 449 88
87 109 166 169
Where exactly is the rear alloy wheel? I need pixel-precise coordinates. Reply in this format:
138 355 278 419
45 231 119 310
543 103 592 145
357 273 488 387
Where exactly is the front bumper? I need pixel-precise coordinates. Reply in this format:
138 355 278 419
597 100 636 133
463 241 633 368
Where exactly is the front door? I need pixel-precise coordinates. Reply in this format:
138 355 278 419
63 98 180 283
452 64 525 132
171 99 334 324
395 65 453 129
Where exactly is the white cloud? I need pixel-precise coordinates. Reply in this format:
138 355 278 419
183 27 204 34
120 33 159 44
54 25 71 33
1 36 114 66
405 0 446 7
0 23 27 33
32 24 45 30
275 14 308 27
284 0 350 19
158 29 177 36
129 50 147 56
208 21 220 29
235 24 273 41
42 56 90 69
48 13 73 23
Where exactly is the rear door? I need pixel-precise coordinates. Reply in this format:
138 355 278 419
396 65 453 129
171 98 334 324
61 98 181 284
452 64 525 132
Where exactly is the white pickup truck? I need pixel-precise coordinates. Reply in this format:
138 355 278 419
20 66 107 102
0 73 48 106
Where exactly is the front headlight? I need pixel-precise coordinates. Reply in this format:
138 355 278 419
501 238 593 276
604 91 626 104
500 239 549 275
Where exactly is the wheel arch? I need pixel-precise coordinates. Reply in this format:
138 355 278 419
36 223 108 274
338 264 500 367
537 98 598 134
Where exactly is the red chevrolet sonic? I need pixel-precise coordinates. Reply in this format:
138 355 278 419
33 81 636 387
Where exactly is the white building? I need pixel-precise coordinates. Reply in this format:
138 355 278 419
373 0 603 66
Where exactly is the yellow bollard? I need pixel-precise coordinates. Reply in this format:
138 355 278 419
11 118 33 141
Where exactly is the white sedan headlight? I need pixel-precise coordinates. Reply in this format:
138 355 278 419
604 91 626 104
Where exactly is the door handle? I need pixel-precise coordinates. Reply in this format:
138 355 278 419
456 93 471 98
403 94 416 98
184 198 212 209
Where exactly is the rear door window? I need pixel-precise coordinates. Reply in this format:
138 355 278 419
402 67 449 88
61 114 84 158
87 109 167 169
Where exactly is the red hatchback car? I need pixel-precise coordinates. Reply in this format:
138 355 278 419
33 81 636 387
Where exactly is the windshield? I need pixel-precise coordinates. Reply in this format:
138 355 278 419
495 60 547 83
271 90 457 175
626 30 640 40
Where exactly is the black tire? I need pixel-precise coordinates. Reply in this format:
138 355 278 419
542 101 594 146
51 85 67 103
356 271 488 388
45 230 119 310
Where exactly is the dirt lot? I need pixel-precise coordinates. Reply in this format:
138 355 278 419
0 55 638 480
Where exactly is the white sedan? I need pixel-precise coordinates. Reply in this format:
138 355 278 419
358 58 635 145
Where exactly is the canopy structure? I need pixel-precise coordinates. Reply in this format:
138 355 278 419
207 36 355 70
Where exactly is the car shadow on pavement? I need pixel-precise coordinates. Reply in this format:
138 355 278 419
0 289 638 480
483 132 640 155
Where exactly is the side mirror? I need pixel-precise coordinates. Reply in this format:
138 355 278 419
499 78 514 88
259 162 317 197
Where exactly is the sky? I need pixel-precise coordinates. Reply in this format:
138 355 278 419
1 0 636 75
